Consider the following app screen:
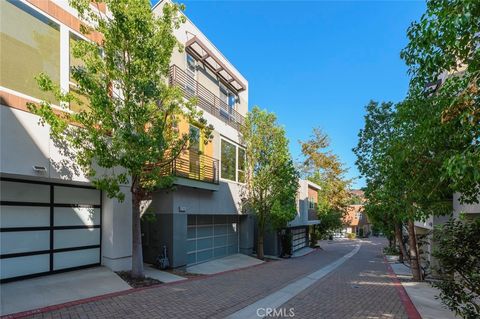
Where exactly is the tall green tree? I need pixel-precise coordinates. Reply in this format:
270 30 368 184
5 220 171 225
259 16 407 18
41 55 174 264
240 106 299 260
299 128 352 237
28 0 212 278
401 0 480 203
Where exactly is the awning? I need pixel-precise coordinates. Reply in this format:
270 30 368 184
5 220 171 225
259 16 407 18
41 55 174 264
185 36 246 92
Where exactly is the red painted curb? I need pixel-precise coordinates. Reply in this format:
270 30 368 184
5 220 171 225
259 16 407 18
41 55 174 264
1 250 322 319
383 256 422 319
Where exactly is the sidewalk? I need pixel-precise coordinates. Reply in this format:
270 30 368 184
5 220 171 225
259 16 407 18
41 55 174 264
388 261 459 319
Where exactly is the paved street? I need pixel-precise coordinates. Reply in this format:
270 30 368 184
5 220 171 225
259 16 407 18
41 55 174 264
26 238 409 319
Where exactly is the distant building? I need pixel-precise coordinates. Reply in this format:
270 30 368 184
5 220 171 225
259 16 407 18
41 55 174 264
342 190 370 237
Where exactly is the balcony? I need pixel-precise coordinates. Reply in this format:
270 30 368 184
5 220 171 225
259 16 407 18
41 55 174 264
169 65 245 130
163 150 219 186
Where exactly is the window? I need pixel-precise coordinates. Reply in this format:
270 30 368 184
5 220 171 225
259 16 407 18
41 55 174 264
308 197 316 209
221 139 236 181
220 139 245 183
356 212 362 220
0 0 60 103
237 148 245 183
219 84 237 120
186 54 196 77
185 54 196 95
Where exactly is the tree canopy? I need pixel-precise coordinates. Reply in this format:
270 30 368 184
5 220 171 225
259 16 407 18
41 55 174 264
28 0 212 278
240 106 299 259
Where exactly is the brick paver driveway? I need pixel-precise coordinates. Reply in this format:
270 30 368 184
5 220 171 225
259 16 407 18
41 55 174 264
27 238 408 319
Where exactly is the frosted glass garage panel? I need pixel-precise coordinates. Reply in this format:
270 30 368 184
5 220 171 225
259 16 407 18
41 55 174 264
197 226 213 238
197 238 213 250
197 250 212 263
0 181 49 203
54 186 100 205
187 252 196 265
53 248 99 270
0 254 49 279
214 225 228 235
186 239 196 252
54 207 100 226
0 206 50 227
213 246 227 258
1 231 49 254
187 227 196 239
213 235 227 247
54 229 100 249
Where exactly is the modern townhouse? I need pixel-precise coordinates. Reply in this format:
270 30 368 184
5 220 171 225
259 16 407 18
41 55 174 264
0 0 252 283
142 0 253 268
0 0 134 283
263 179 320 257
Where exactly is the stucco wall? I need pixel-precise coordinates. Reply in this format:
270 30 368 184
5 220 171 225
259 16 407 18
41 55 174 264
1 105 133 271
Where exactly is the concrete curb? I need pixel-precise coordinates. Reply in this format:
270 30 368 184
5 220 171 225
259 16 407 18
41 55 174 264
383 256 422 319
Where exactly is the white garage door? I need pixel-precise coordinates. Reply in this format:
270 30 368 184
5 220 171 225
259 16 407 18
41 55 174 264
0 179 101 282
187 215 239 266
291 227 307 251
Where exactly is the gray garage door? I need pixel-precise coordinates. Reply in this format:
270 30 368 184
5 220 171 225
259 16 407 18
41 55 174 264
291 227 307 251
0 178 101 282
187 215 239 265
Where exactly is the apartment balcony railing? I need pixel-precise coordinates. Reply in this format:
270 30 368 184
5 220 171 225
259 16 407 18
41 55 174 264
163 150 219 185
169 65 245 130
308 209 318 221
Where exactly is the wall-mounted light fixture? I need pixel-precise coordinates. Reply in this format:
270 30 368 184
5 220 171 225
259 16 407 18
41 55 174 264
32 165 47 173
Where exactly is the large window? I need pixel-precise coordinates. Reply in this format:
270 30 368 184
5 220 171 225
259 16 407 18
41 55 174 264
237 148 245 183
0 0 60 103
221 139 245 183
221 139 236 181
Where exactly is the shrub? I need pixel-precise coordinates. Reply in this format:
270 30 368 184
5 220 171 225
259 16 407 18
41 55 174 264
280 231 293 257
347 233 356 240
309 229 319 247
432 218 480 319
383 246 400 255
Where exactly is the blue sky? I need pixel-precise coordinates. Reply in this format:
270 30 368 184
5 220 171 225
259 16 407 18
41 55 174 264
153 0 426 188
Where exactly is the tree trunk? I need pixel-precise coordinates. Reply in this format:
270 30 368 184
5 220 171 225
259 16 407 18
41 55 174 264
395 222 407 264
131 193 144 279
257 231 265 260
407 219 422 281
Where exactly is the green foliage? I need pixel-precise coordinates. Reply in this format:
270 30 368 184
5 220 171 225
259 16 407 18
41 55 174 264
401 0 480 204
299 128 353 213
240 106 299 249
28 0 212 201
309 226 319 247
432 218 480 318
383 246 400 256
347 233 356 240
27 0 214 278
315 209 343 238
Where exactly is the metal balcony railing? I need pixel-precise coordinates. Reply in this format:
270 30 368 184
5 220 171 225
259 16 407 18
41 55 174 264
165 150 219 185
169 65 245 130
